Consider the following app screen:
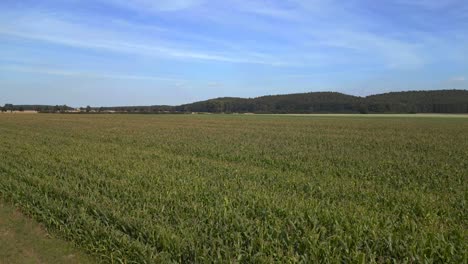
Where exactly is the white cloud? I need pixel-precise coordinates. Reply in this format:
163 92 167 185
227 0 299 20
99 0 204 12
0 14 285 66
0 65 185 82
0 0 464 72
450 76 466 82
305 30 425 69
202 0 427 69
206 82 223 88
395 0 460 9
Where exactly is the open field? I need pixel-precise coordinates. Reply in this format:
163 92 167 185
0 114 467 263
0 202 94 264
0 111 38 114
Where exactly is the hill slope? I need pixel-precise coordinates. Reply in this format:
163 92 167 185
176 90 468 114
365 90 468 113
8 89 467 114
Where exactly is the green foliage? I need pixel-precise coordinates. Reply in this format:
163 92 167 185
0 114 467 263
3 104 14 113
107 90 467 114
0 202 95 264
1 104 74 112
177 90 468 114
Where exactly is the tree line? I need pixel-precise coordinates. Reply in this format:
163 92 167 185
3 89 467 114
175 90 468 114
0 104 73 113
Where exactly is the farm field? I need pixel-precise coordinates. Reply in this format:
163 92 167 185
0 114 467 263
0 202 94 264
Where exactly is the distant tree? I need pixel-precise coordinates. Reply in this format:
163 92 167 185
86 105 91 113
19 106 24 112
4 104 14 113
99 107 104 113
59 105 68 113
358 103 368 114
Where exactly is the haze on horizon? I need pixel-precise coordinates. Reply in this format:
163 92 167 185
1 0 467 107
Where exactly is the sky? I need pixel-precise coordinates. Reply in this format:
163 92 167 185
0 0 467 107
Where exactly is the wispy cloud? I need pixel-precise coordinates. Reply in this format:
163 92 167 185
227 0 299 20
1 1 452 69
188 0 431 69
395 0 460 10
450 76 466 82
97 0 205 12
0 15 285 66
0 65 185 82
0 0 467 106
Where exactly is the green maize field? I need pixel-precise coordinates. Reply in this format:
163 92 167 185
0 114 466 263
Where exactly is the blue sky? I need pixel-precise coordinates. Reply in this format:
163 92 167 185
0 0 467 106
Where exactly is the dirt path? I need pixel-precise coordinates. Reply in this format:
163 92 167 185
0 202 94 264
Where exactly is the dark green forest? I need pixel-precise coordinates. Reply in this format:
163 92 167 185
3 90 468 114
174 90 468 114
0 104 73 113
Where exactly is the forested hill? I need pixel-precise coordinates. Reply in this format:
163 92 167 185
365 90 468 113
175 90 468 114
175 92 361 113
4 89 467 114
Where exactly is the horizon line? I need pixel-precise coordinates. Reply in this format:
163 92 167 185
2 88 466 109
